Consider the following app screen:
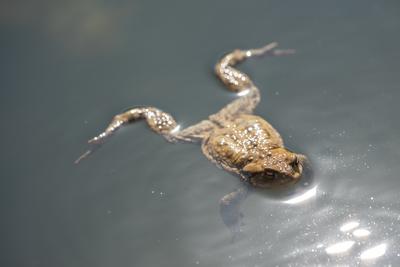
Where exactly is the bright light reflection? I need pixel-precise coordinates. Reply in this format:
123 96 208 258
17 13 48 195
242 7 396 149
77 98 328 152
237 89 250 96
340 221 360 232
325 241 355 255
360 243 387 260
170 125 181 134
353 229 370 237
283 186 317 204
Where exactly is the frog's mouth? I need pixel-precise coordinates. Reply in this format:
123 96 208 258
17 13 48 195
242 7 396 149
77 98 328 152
248 165 303 188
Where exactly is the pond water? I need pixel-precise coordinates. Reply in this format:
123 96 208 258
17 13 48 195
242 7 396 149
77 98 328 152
1 0 400 266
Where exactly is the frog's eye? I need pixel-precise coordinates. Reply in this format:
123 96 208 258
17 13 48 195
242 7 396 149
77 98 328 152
265 170 277 179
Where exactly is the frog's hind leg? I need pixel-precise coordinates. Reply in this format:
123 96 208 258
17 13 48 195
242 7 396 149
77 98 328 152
210 42 295 124
75 107 215 163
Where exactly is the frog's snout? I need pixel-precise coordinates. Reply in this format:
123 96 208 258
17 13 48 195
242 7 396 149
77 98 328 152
290 155 303 179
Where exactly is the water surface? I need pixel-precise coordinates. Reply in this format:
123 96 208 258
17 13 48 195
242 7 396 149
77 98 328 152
1 0 400 266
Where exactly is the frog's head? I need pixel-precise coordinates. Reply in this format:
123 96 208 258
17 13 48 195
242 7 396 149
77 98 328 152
242 148 307 188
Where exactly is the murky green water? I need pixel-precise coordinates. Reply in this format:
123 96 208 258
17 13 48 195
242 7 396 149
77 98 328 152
1 0 400 266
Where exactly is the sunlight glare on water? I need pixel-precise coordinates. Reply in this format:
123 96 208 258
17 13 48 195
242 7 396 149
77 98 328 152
360 243 387 261
283 185 318 205
325 241 355 255
1 0 400 266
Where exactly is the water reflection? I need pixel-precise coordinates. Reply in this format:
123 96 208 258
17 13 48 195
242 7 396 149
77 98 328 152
283 185 318 205
170 125 181 134
323 217 388 261
325 241 355 255
339 221 360 232
237 89 250 96
352 228 370 238
360 243 387 261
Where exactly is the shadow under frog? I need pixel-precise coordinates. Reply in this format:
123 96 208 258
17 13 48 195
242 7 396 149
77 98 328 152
76 42 311 238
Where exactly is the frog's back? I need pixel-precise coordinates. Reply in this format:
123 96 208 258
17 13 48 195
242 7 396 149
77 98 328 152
202 114 284 172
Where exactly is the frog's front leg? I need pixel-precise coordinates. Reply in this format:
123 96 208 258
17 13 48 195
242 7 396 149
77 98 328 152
219 183 252 241
75 107 215 163
210 42 294 124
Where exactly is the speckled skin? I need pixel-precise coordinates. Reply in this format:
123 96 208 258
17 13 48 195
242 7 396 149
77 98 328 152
203 114 305 188
77 42 308 235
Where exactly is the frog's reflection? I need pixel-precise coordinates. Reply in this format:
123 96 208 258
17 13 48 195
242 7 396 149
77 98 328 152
219 163 314 240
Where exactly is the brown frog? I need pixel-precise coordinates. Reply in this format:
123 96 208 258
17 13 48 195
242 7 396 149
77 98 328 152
76 42 308 236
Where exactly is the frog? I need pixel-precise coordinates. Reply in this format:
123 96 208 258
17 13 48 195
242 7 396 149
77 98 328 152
76 42 308 237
